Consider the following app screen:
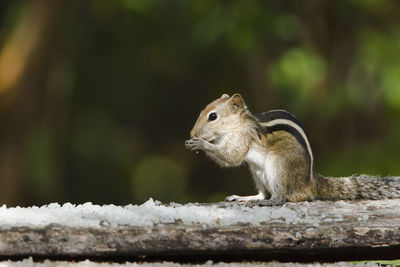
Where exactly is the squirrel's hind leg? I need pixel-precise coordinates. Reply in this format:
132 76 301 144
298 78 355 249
225 192 265 202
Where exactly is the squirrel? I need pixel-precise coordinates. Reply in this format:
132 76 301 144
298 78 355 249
185 93 400 205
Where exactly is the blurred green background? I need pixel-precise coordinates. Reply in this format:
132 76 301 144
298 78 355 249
0 0 399 206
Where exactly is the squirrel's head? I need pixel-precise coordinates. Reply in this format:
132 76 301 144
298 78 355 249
190 93 247 143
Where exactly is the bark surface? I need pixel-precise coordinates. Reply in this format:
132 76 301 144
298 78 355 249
0 200 399 262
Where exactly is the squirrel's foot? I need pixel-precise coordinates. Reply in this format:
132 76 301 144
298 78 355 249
225 193 265 202
225 195 243 201
185 137 208 151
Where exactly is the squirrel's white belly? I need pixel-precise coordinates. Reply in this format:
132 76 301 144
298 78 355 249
245 144 278 195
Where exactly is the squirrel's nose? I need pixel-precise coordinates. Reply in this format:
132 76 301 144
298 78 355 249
190 128 196 138
190 129 195 138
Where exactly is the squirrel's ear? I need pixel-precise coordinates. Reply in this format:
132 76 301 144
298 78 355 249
221 94 230 99
229 93 245 111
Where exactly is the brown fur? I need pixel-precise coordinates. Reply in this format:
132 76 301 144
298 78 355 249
262 130 314 202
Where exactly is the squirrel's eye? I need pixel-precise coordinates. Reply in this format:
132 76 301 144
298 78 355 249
208 112 217 121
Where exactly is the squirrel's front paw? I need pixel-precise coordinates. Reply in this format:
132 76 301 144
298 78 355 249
225 195 241 202
185 138 205 151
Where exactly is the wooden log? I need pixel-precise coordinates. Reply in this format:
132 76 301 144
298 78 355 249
0 200 400 262
0 258 386 267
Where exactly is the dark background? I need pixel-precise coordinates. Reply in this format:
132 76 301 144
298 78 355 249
0 0 399 206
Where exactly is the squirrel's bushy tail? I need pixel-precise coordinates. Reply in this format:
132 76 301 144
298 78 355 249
314 173 400 200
